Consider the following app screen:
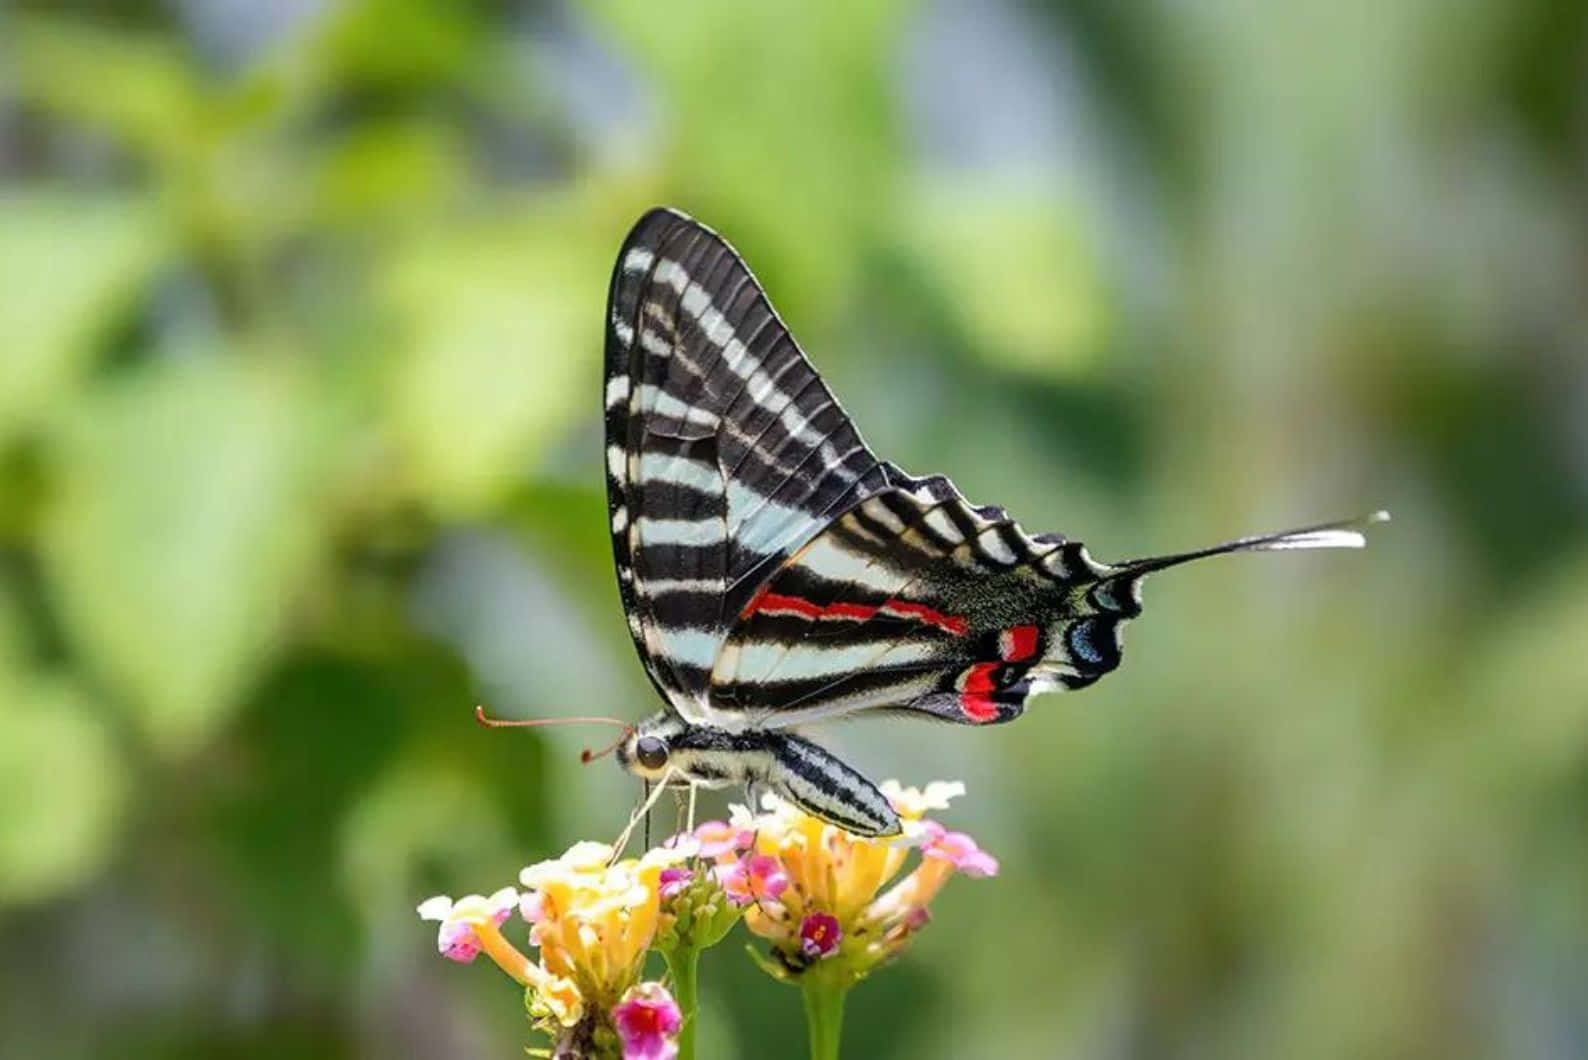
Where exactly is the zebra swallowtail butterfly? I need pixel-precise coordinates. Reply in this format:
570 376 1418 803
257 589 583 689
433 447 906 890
600 207 1384 837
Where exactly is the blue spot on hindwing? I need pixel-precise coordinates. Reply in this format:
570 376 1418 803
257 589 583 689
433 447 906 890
1068 616 1119 670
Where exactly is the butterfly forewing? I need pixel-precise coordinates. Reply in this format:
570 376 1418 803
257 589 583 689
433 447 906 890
603 209 896 718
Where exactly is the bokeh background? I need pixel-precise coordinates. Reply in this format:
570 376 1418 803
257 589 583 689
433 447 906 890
2 1 1586 1057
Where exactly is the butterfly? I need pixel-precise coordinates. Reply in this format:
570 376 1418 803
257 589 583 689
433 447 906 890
598 207 1384 837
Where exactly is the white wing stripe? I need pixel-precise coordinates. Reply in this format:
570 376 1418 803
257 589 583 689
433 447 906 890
978 527 1017 565
792 534 907 594
605 375 631 410
644 577 724 594
648 627 720 671
733 639 940 683
726 480 818 554
639 384 720 429
924 507 964 544
637 452 722 495
635 516 726 546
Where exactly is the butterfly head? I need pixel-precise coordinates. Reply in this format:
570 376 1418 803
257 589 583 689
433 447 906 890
614 711 688 781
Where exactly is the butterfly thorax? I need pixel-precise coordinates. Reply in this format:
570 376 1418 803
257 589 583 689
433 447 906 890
616 709 903 836
617 711 769 789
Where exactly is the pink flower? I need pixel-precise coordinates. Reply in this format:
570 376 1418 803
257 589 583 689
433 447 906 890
693 819 753 859
920 821 999 877
416 888 518 963
799 912 842 960
612 981 683 1060
658 866 693 900
747 855 789 900
716 854 789 906
883 905 931 946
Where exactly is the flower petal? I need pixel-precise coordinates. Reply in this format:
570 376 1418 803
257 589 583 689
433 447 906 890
921 824 1000 877
881 779 966 819
798 911 842 960
613 981 682 1060
437 919 482 962
658 866 693 900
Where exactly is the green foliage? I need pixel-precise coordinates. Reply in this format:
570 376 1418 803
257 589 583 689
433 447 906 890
0 1 1584 1057
44 356 326 752
0 192 165 445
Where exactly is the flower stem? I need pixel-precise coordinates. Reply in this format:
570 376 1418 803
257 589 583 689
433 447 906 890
664 946 701 1060
800 971 848 1060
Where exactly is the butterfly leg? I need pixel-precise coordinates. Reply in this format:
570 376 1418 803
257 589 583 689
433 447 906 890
668 785 689 839
610 772 676 863
744 778 768 816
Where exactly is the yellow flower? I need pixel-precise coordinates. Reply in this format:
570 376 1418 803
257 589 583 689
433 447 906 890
518 841 688 1014
527 969 585 1028
732 780 998 983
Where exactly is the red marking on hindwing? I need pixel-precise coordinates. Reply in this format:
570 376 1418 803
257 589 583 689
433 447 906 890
743 592 968 636
960 662 1000 722
999 624 1039 662
739 583 774 620
882 600 969 636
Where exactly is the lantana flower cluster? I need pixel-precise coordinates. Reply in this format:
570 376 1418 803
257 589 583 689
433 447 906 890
417 781 998 1059
727 780 998 988
419 840 695 1058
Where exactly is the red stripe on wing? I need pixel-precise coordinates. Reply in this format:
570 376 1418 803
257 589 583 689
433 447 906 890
742 591 967 637
880 600 969 636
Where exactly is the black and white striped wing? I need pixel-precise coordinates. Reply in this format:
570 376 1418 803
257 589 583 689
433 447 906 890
706 475 1376 729
706 471 1144 730
603 208 895 718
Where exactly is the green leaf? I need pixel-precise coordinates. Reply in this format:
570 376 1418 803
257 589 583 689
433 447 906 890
1466 554 1588 778
316 0 481 90
0 193 165 445
0 672 125 906
42 356 324 755
12 16 199 158
584 0 909 321
339 756 517 924
381 203 608 513
898 179 1109 378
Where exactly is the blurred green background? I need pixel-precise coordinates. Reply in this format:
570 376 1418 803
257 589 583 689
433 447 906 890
2 0 1586 1057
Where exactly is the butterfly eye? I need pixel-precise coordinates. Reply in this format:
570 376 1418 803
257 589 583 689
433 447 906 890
635 735 668 771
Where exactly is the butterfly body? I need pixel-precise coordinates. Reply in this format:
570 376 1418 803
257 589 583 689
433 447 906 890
617 713 902 837
603 207 1382 836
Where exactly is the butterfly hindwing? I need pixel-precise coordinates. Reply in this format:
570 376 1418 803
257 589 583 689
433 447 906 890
708 472 1148 729
604 209 896 717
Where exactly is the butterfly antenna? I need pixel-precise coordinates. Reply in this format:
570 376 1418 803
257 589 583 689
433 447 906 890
473 706 632 763
580 729 632 765
1111 510 1390 577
